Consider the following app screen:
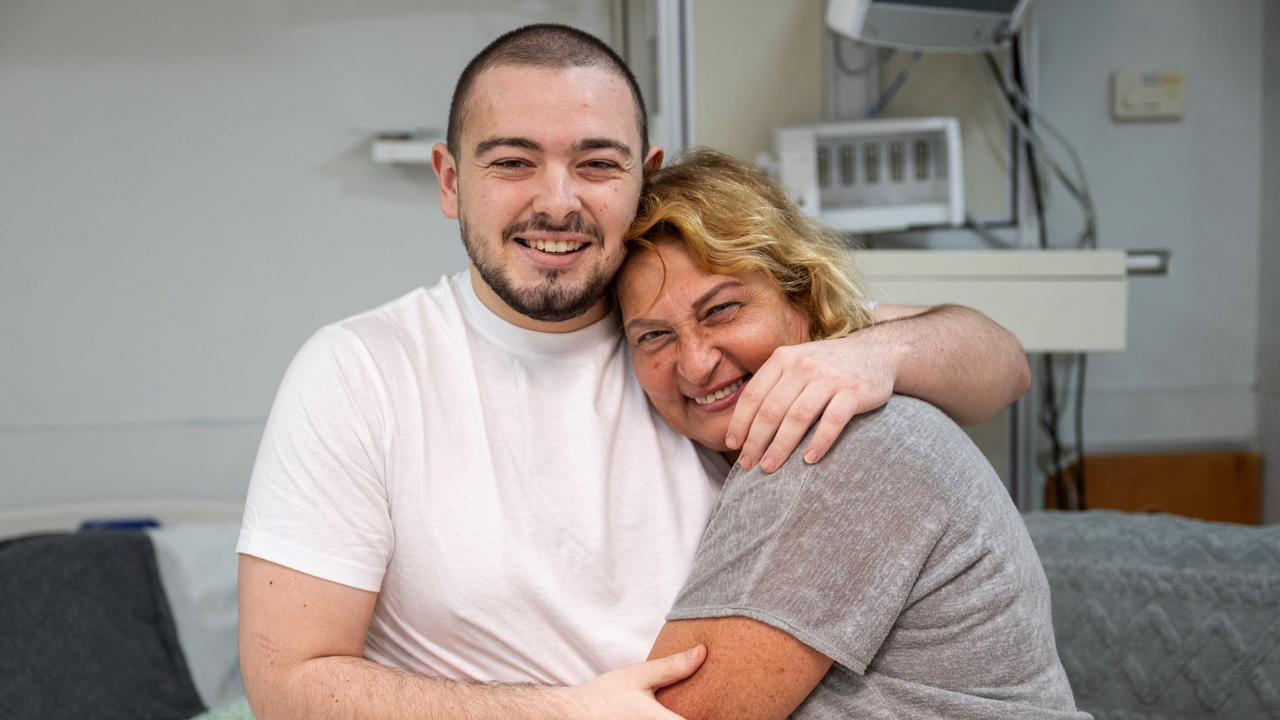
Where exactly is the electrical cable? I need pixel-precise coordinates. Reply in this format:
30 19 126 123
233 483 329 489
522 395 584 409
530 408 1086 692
1007 39 1066 509
1003 42 1090 510
869 51 923 117
833 36 893 77
1074 354 1088 509
1001 80 1095 229
985 64 1093 225
1040 355 1069 509
983 53 1097 250
965 214 1019 248
1010 38 1047 252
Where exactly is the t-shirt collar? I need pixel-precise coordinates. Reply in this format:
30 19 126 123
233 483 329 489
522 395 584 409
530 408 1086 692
455 272 621 355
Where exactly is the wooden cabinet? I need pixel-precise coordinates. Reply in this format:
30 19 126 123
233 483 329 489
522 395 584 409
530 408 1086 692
1045 452 1262 525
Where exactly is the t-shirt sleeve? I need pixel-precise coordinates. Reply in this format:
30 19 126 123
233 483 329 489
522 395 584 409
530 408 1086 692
236 325 393 592
666 412 949 675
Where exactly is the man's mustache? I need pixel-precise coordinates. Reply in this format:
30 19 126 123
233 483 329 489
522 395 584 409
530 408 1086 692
503 215 604 243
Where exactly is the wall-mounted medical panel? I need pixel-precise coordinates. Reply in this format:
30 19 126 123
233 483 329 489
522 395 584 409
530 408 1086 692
775 117 964 233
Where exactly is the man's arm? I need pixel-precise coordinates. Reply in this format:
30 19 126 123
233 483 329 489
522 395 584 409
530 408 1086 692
239 555 702 720
648 618 831 720
867 303 1031 424
727 303 1029 472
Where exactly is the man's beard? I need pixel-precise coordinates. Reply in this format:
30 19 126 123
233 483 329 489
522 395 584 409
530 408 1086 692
460 213 611 323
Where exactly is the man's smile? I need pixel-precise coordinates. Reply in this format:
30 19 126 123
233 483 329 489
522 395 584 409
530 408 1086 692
513 231 592 255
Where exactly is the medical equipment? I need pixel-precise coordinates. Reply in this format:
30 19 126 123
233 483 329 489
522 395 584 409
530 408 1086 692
826 0 1033 53
772 116 963 233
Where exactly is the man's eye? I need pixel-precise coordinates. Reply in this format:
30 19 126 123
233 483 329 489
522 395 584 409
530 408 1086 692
582 159 619 171
491 159 531 170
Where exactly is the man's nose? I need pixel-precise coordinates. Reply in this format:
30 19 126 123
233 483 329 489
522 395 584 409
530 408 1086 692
677 334 721 386
531 166 583 222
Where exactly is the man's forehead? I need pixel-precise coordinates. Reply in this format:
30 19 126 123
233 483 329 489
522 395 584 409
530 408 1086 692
463 64 643 153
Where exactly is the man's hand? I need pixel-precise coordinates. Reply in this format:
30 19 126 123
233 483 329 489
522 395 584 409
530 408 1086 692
726 335 898 473
726 304 1030 473
566 646 706 719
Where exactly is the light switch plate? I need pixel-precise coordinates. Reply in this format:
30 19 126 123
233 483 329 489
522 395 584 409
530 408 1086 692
1111 71 1186 121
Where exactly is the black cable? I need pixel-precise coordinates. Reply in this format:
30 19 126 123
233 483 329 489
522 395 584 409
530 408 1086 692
1040 356 1068 509
998 44 1076 510
1011 35 1089 508
1006 43 1046 252
1074 355 1088 510
869 51 923 117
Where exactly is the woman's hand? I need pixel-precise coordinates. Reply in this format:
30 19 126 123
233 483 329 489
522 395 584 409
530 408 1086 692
560 646 706 719
726 334 900 473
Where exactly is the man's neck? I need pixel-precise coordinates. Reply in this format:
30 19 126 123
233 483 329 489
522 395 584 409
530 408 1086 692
467 265 610 334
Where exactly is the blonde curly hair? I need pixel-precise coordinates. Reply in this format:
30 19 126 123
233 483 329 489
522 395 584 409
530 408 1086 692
625 148 874 340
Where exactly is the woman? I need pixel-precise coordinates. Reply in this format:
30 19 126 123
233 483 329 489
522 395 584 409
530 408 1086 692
616 149 1087 719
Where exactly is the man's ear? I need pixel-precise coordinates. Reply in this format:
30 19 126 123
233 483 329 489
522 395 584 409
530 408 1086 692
643 145 664 173
432 143 459 220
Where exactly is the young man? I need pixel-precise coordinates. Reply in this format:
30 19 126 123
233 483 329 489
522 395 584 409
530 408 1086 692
237 24 1030 720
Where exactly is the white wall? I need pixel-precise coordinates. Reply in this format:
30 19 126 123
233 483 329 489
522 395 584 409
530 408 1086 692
1036 0 1264 451
0 1 611 508
1259 0 1280 523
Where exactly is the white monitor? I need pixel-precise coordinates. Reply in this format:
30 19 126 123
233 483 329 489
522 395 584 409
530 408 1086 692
827 0 1033 53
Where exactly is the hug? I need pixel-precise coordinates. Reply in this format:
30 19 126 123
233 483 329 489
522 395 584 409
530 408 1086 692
236 22 1079 720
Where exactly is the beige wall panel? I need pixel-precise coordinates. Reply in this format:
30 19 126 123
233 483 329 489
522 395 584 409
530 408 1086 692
692 0 825 160
878 52 1012 219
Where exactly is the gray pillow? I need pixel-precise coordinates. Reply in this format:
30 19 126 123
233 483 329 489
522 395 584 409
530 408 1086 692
0 531 205 720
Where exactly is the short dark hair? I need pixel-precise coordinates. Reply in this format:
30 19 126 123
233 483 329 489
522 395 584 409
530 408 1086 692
446 23 649 160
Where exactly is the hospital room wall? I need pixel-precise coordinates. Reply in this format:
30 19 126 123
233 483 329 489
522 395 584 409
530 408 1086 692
1259 0 1280 524
690 0 824 162
0 1 612 509
691 0 1271 515
1035 2 1264 459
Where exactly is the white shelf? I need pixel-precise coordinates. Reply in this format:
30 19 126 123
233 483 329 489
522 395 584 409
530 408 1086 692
371 136 440 165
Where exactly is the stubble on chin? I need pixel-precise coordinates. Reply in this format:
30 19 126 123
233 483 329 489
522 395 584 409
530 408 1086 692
459 215 611 323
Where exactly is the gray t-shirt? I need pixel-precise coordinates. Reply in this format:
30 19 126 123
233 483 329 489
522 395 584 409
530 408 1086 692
668 396 1089 719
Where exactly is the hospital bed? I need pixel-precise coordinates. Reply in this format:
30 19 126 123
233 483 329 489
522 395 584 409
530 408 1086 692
5 500 1280 719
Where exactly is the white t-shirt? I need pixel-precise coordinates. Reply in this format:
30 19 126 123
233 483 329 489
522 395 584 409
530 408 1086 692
237 272 725 685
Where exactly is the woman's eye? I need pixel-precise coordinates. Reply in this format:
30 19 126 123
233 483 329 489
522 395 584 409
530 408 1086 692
705 302 740 320
635 330 668 345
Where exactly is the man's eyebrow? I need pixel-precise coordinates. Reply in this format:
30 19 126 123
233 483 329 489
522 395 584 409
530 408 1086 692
474 137 542 156
575 138 633 158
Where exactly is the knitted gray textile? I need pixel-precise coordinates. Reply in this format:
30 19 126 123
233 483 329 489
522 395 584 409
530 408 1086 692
1024 511 1280 720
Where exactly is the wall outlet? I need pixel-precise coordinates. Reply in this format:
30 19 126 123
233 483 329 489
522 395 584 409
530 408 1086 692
1111 70 1186 121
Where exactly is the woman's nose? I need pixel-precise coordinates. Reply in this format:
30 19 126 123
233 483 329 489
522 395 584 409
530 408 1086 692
676 335 720 386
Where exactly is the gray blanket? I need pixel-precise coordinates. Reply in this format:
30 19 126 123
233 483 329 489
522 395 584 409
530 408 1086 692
1025 511 1280 720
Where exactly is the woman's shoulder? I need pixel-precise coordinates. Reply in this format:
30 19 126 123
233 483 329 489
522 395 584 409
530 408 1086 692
821 395 971 467
779 395 1000 505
